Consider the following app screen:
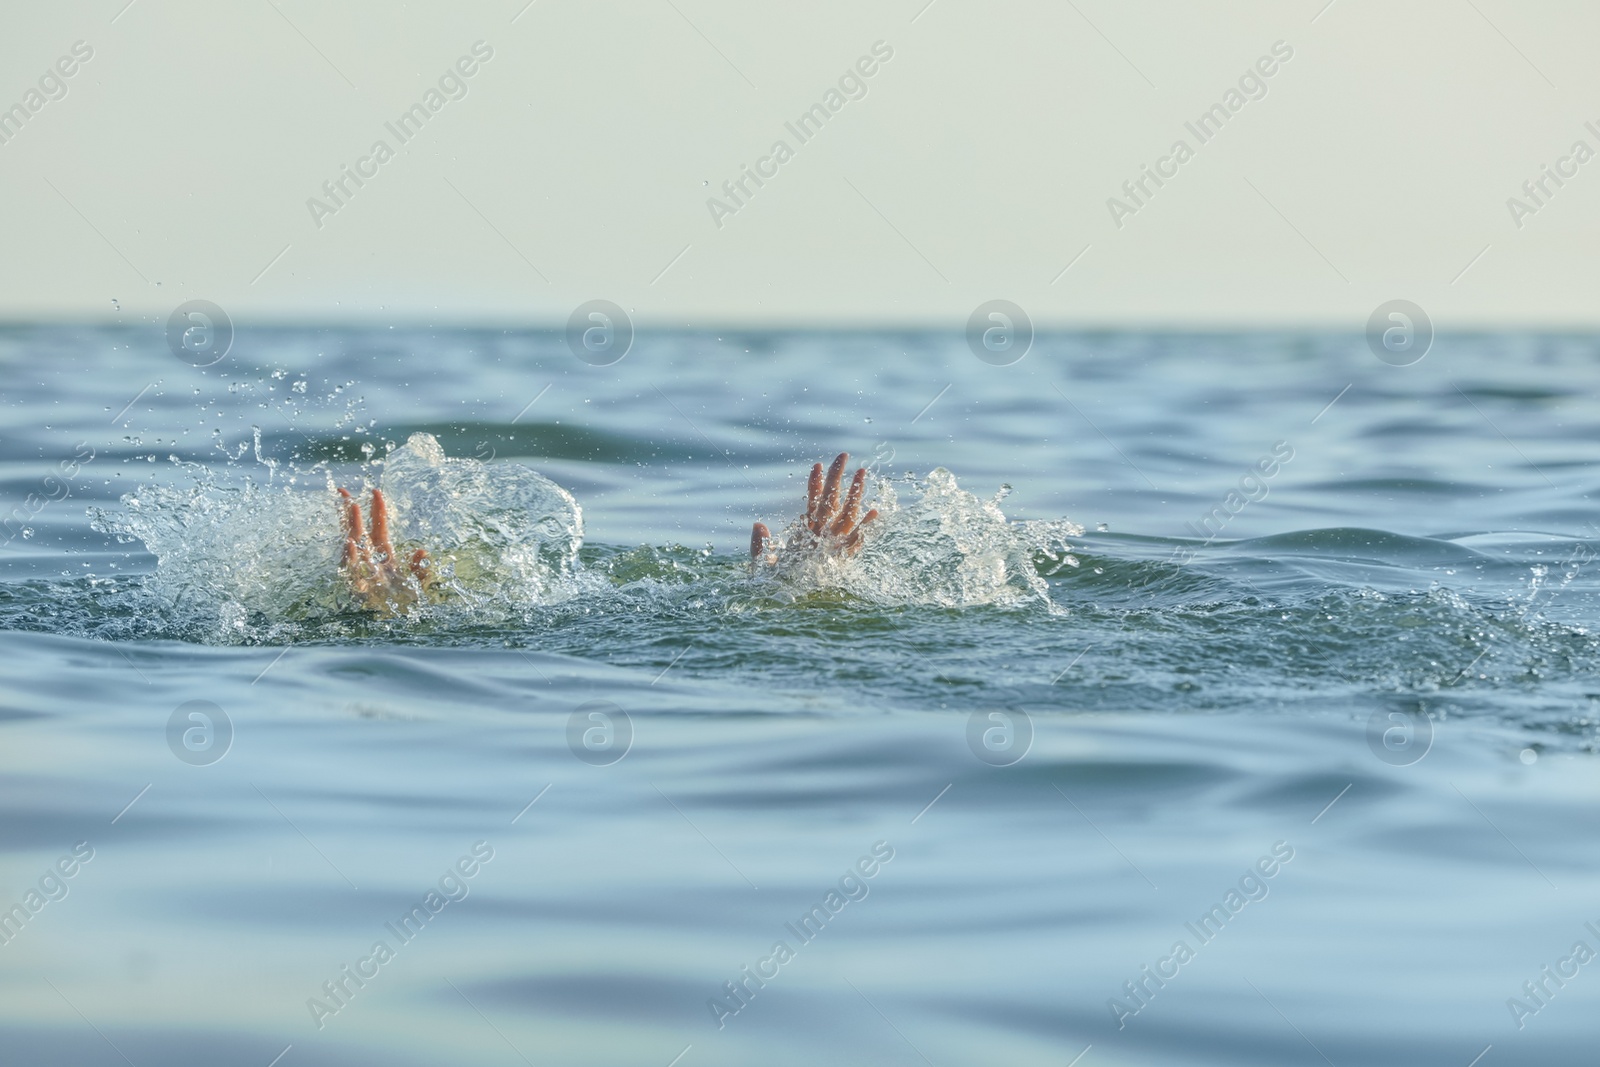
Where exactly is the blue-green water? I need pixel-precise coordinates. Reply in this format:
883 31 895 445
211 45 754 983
3 325 1599 1065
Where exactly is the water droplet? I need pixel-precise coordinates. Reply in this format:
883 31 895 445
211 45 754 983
111 298 120 310
1096 523 1108 532
1519 747 1538 764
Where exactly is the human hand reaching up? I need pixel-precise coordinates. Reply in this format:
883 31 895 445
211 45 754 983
751 452 878 566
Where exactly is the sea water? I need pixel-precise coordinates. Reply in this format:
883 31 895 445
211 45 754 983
1 325 1598 1065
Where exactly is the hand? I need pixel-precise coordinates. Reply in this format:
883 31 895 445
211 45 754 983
751 452 878 564
338 487 434 613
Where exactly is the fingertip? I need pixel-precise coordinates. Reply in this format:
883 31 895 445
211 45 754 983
369 489 392 549
339 490 358 534
341 501 363 569
822 453 848 496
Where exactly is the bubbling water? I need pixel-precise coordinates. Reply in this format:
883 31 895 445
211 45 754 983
93 433 586 640
375 431 585 608
90 436 1080 643
756 467 1083 608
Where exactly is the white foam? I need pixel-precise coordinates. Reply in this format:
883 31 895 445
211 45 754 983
756 468 1082 608
94 433 586 640
93 436 1081 641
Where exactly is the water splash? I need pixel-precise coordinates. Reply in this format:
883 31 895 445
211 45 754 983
85 438 1085 643
375 432 585 610
91 433 585 641
756 467 1083 608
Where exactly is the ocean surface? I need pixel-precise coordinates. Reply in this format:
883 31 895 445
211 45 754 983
2 324 1599 1066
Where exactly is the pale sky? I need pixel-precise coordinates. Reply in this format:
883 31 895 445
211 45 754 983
1 0 1597 327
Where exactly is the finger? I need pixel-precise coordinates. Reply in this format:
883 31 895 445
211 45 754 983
806 463 824 528
750 522 770 560
844 509 878 556
338 489 361 570
830 468 867 536
346 498 368 571
369 488 395 562
814 453 848 532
